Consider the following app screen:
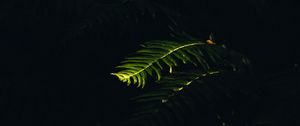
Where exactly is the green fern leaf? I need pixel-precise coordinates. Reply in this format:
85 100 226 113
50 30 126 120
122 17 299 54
120 47 253 126
111 40 219 88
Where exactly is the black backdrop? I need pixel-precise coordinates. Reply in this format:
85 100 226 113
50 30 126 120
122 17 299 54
0 0 299 126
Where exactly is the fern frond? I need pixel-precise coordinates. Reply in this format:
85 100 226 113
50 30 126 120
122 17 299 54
111 40 221 88
120 49 253 126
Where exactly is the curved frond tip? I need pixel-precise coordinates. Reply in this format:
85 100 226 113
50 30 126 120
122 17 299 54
111 40 218 88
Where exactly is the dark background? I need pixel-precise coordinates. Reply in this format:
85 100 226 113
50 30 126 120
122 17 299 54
0 0 299 126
